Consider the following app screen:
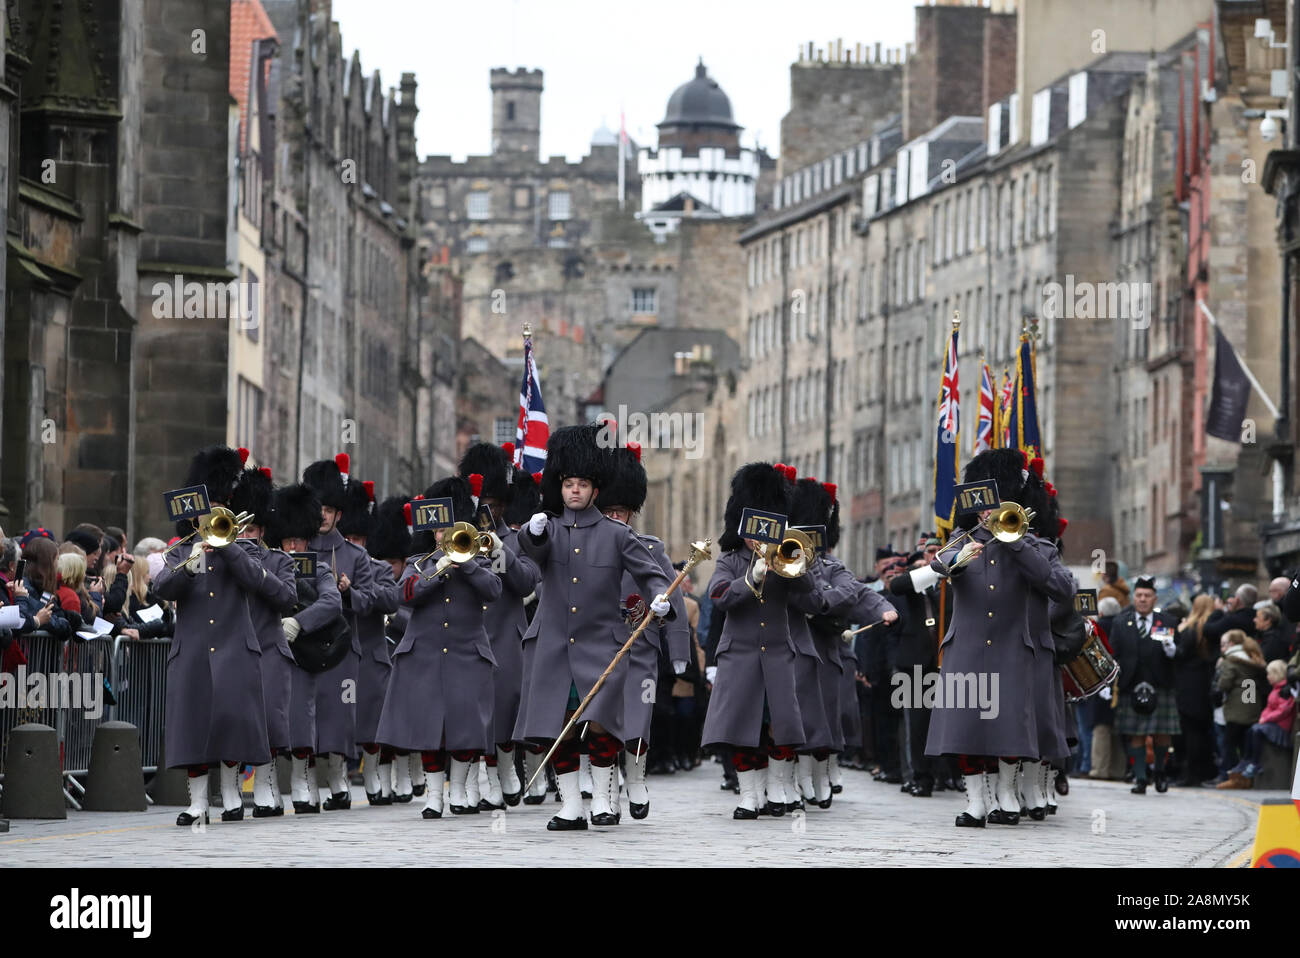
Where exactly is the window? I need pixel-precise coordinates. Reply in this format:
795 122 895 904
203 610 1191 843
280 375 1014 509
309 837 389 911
235 376 263 452
631 288 657 314
467 191 490 219
548 191 571 220
506 101 516 121
494 416 515 446
513 186 531 209
428 185 446 207
547 236 568 248
466 236 488 254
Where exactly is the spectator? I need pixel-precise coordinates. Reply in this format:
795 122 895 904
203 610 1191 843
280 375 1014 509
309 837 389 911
18 537 73 639
1214 630 1268 780
1098 561 1130 607
56 551 100 624
1268 577 1295 640
64 527 102 574
1218 659 1294 788
1253 603 1292 663
1203 584 1258 644
0 534 19 603
98 538 134 618
114 537 173 640
870 555 907 784
1173 594 1218 786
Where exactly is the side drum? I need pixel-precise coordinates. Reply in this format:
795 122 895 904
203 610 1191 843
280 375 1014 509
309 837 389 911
1061 619 1119 702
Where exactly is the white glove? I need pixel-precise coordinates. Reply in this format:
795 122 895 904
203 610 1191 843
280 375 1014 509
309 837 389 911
1161 637 1176 659
705 665 717 684
528 513 548 536
1099 685 1112 701
281 617 301 643
146 552 165 579
485 530 504 554
650 593 670 616
182 541 205 574
841 629 855 644
672 659 687 675
908 566 942 592
751 557 767 583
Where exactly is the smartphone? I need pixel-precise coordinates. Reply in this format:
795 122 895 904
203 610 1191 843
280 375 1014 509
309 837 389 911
14 557 25 584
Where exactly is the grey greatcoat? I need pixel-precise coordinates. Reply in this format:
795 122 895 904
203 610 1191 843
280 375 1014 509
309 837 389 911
787 562 833 751
154 540 284 768
839 575 895 746
701 548 823 749
924 527 1074 760
287 563 343 751
1028 588 1077 761
482 522 541 745
240 542 299 750
353 557 400 745
375 554 502 752
513 506 672 744
622 532 689 745
309 529 374 757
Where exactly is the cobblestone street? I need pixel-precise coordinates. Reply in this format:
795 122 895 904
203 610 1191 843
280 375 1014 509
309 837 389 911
1 765 1275 867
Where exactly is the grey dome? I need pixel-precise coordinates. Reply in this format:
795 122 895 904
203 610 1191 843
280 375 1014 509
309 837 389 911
660 59 739 131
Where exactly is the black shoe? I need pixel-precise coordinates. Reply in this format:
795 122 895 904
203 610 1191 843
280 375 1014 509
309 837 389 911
503 791 522 807
477 799 504 811
175 810 209 827
448 804 480 815
421 807 442 819
1027 807 1046 821
785 800 803 813
547 815 588 831
758 801 785 817
955 812 986 828
523 794 546 805
721 777 738 791
590 811 620 826
986 809 1020 825
323 792 351 811
1154 773 1168 793
933 779 947 792
1131 781 1148 794
899 780 914 793
909 783 933 797
1046 804 1057 815
1019 806 1030 817
830 783 843 794
412 783 426 797
733 806 759 820
630 801 649 820
882 772 903 784
292 800 321 814
581 790 592 800
252 805 283 818
392 792 413 804
365 791 393 806
816 796 833 809
221 805 244 822
1054 771 1069 796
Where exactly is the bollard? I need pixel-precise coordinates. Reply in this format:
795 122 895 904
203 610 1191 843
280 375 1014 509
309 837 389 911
146 742 191 807
1 723 67 819
84 721 148 812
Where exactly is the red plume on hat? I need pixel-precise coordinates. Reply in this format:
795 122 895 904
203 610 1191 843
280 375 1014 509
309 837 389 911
627 441 642 462
1030 457 1044 479
259 467 272 480
823 482 837 503
1046 481 1057 497
403 501 413 531
1057 517 1069 536
468 473 484 507
238 447 250 465
363 480 375 502
532 471 543 485
335 453 350 482
501 442 516 459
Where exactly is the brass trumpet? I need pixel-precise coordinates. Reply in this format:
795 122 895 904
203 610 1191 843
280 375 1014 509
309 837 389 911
949 501 1035 569
414 521 482 579
761 527 816 578
158 506 254 558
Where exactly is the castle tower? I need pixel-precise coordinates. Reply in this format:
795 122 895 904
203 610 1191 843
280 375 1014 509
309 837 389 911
490 67 543 158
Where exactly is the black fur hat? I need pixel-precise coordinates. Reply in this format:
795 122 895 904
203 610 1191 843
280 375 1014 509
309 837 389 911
409 476 476 556
458 442 513 502
185 445 247 506
367 495 412 560
540 424 605 515
302 453 350 510
956 448 1028 531
266 483 322 548
504 468 542 527
791 477 841 549
230 466 275 529
595 442 647 513
719 462 791 552
337 478 375 539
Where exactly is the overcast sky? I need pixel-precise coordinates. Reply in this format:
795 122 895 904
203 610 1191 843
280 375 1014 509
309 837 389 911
329 0 917 162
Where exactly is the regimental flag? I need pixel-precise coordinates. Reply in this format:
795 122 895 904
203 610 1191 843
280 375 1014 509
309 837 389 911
932 326 960 537
1206 326 1251 442
1006 335 1042 457
998 369 1014 448
973 360 996 456
514 333 549 474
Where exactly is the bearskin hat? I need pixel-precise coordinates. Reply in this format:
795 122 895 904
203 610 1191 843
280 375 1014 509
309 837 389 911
367 495 412 561
302 453 350 510
230 466 275 529
337 477 375 539
504 468 543 528
955 448 1029 531
458 442 513 502
595 442 647 513
790 477 841 550
719 462 792 553
409 476 476 556
266 483 322 549
185 445 247 506
540 424 606 515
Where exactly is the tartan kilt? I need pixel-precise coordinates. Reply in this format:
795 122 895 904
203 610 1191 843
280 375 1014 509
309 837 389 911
1114 689 1182 737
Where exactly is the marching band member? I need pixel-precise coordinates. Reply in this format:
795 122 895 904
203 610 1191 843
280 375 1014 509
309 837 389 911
154 446 275 826
701 463 820 819
301 454 375 810
229 465 299 818
596 440 690 821
924 449 1074 828
376 477 502 819
365 496 413 804
514 424 674 831
267 483 343 814
339 477 402 806
458 443 542 810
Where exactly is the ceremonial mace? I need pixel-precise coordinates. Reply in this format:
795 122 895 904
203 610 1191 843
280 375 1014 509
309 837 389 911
524 537 714 791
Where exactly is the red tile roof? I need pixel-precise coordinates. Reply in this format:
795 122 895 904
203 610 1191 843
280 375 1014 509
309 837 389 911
230 0 278 153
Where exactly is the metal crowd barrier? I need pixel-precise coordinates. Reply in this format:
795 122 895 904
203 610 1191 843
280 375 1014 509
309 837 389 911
1 630 171 808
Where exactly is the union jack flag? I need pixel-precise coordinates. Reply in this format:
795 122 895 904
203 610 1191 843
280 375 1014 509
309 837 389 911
973 360 996 455
932 327 960 535
514 335 549 473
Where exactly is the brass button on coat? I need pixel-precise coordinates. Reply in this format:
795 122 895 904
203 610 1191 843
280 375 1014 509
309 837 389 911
442 647 448 653
570 606 577 613
569 637 575 644
572 577 579 583
986 639 992 646
574 548 580 554
987 611 994 618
